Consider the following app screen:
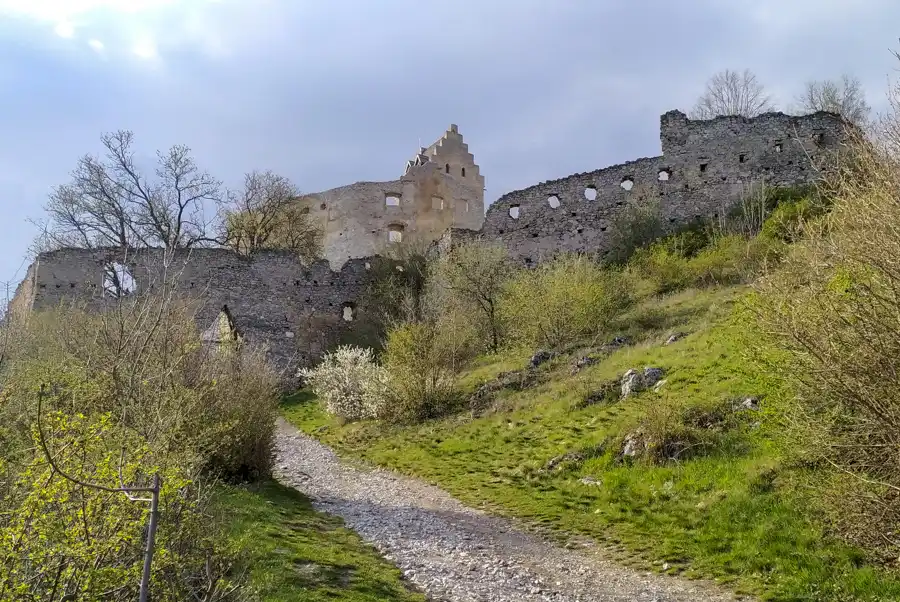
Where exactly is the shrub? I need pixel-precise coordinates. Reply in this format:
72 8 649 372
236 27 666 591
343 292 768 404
759 195 829 244
631 233 784 295
0 287 273 598
629 244 692 294
432 239 512 352
2 298 279 481
0 411 242 601
380 320 461 423
499 254 634 349
604 197 665 265
623 399 745 465
748 125 900 556
297 345 390 422
365 236 433 328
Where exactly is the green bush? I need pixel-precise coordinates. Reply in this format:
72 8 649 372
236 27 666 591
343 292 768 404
431 239 511 352
748 131 900 557
0 411 241 601
629 244 692 294
0 296 277 598
630 232 784 295
499 254 634 350
604 198 665 265
2 302 280 482
759 195 828 243
380 320 462 423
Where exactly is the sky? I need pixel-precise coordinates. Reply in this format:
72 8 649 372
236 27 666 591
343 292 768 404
0 0 898 289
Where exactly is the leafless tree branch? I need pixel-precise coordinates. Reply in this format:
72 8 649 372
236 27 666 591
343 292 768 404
690 68 776 119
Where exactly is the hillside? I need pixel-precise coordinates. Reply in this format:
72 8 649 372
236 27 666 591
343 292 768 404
281 162 900 601
284 279 900 600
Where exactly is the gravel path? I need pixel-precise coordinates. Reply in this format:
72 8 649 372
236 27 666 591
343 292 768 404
273 418 750 602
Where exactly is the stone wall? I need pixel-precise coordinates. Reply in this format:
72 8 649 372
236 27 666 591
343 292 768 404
305 124 485 269
479 110 851 264
9 108 857 382
14 247 375 377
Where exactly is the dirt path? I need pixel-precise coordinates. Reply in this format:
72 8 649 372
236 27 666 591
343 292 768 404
273 418 750 602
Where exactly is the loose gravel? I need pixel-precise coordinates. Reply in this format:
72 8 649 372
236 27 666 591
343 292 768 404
274 418 751 602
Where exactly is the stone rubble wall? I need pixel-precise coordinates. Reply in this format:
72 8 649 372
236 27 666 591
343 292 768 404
478 110 851 264
15 247 374 376
10 109 855 378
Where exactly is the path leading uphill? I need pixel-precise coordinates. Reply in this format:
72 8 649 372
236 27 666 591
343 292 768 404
273 418 749 602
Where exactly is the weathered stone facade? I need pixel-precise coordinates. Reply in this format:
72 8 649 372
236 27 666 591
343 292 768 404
11 247 374 377
305 124 485 269
10 108 854 378
467 109 851 264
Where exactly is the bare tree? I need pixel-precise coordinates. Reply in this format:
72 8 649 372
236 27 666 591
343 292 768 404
795 74 871 127
220 170 322 263
40 131 222 251
690 69 776 119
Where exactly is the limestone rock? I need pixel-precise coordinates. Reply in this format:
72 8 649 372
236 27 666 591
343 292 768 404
664 332 687 345
620 366 665 399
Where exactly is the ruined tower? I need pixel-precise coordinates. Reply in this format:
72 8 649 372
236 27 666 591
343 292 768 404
302 124 485 269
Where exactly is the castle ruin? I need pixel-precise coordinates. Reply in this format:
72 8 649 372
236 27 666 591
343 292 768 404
10 108 852 374
302 124 485 269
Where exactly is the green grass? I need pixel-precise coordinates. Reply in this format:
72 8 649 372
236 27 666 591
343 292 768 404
219 481 425 601
282 284 900 602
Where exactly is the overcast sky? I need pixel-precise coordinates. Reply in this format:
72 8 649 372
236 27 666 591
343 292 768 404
0 0 898 288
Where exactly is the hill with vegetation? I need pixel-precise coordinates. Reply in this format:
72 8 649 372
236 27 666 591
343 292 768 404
286 121 900 600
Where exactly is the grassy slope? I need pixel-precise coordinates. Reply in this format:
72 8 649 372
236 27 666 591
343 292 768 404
283 285 900 602
220 481 425 601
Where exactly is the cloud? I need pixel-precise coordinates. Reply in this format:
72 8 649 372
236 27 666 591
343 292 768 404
1 0 900 288
131 37 157 59
53 21 74 38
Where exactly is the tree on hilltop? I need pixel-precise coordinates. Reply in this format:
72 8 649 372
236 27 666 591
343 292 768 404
794 74 871 128
38 130 222 251
219 170 323 263
690 68 776 119
32 132 323 264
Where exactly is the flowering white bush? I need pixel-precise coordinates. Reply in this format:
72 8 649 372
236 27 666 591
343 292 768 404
297 345 390 421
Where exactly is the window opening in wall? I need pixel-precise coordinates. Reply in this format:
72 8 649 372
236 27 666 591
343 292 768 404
699 162 708 173
509 205 520 219
387 224 404 243
461 167 466 177
739 153 746 163
102 262 136 298
459 199 469 212
584 186 598 200
432 196 444 210
774 141 783 153
342 302 356 322
385 194 400 207
620 178 634 191
445 163 450 174
658 169 671 181
201 305 242 345
547 195 560 209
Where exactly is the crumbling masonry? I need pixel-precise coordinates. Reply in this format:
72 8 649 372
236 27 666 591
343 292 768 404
11 109 851 374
